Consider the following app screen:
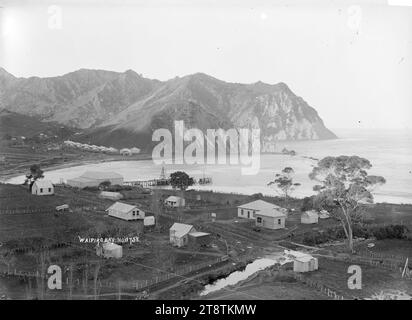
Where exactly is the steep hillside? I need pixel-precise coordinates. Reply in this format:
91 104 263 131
0 68 336 149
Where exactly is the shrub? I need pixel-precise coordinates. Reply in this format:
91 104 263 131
369 224 408 240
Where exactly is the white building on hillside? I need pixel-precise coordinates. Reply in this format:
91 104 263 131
169 223 195 247
301 210 319 224
319 210 331 219
237 200 285 220
254 208 286 230
32 180 54 196
106 202 145 221
144 216 156 226
130 147 141 154
96 242 123 259
284 250 319 273
99 191 123 200
165 196 185 208
120 148 132 156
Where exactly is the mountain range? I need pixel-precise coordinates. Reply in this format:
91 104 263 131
0 67 337 150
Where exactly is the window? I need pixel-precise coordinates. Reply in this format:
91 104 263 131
48 188 51 192
257 217 262 223
241 209 244 215
278 219 281 225
40 188 43 193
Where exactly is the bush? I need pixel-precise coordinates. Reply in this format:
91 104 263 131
301 224 409 246
369 224 408 240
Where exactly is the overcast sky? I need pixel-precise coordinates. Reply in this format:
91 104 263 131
1 0 411 129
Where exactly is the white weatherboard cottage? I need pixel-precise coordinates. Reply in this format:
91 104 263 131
165 196 185 208
284 250 319 273
106 202 145 221
237 200 287 230
32 180 54 196
144 216 156 226
96 242 123 259
99 191 123 200
169 223 194 247
254 208 286 230
301 210 319 224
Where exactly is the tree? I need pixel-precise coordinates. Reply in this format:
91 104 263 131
301 196 315 212
267 167 300 204
169 171 194 191
24 164 44 191
309 156 386 253
98 180 111 190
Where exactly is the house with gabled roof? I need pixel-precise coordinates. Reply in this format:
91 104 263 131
165 196 185 208
301 210 319 224
238 199 287 230
106 202 145 221
32 180 54 196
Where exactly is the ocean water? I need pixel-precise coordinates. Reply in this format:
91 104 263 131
6 129 412 204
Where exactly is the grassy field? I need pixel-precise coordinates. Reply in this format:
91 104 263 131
1 180 412 300
204 280 326 300
303 257 412 299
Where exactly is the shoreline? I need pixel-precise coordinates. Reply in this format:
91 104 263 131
2 152 412 206
0 153 153 182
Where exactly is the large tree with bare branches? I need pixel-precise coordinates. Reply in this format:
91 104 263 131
309 156 386 253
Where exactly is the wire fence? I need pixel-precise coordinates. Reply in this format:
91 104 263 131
291 272 347 300
0 255 229 294
358 248 410 265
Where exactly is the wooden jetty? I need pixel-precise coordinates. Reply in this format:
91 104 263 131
123 178 170 188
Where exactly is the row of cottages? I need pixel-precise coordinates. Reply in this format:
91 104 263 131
165 196 185 208
237 200 287 230
31 180 54 195
300 210 330 224
106 202 145 220
169 223 210 247
66 171 124 188
119 147 141 156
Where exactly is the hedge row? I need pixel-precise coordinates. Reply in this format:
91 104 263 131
302 224 409 246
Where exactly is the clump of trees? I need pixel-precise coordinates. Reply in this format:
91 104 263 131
169 171 194 191
24 164 44 191
301 224 409 246
309 155 386 253
268 167 300 205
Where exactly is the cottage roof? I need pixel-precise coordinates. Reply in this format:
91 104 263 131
284 250 313 260
189 231 210 237
33 180 53 188
106 202 137 213
103 242 122 250
170 223 193 238
238 200 281 211
240 200 286 218
304 210 319 218
100 191 122 197
295 256 315 263
166 196 184 202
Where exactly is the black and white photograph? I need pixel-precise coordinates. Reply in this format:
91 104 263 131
0 0 412 305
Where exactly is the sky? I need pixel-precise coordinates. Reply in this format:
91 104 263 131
0 0 411 129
